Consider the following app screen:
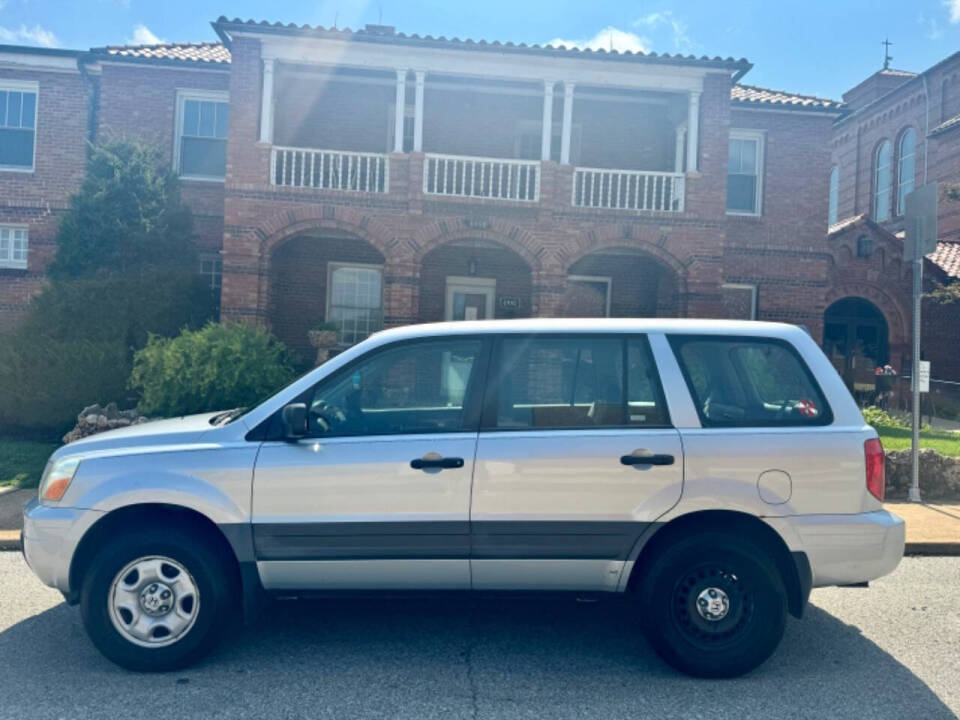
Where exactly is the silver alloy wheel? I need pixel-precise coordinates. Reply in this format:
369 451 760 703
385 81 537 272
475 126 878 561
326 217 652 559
695 587 730 621
107 556 200 648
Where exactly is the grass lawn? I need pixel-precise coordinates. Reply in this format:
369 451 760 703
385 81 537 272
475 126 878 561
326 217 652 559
876 425 960 456
0 438 59 489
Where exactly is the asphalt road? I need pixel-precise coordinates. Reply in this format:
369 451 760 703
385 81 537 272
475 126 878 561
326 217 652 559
1 554 958 720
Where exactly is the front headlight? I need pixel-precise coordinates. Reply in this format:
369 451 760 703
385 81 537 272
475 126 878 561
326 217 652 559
38 457 81 503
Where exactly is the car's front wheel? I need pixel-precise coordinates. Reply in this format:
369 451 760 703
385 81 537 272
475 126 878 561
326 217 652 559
638 531 787 678
80 527 236 671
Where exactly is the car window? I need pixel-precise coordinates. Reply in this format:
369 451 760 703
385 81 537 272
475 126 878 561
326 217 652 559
306 338 483 437
491 335 669 429
669 335 831 427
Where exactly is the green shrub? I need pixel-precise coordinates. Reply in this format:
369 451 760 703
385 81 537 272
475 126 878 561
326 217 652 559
862 405 910 430
130 323 297 417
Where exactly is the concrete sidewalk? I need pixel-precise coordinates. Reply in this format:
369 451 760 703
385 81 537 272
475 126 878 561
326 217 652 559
1 486 959 553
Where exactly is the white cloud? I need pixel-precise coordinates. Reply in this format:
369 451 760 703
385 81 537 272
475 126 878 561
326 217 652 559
946 0 960 23
0 24 59 47
548 26 648 54
633 10 692 51
128 23 164 45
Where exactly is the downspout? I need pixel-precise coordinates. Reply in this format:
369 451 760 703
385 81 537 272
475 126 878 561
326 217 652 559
76 53 99 145
922 75 930 184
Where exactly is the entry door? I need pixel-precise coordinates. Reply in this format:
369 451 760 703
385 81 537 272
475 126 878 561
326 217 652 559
252 336 488 590
470 334 683 592
446 276 495 321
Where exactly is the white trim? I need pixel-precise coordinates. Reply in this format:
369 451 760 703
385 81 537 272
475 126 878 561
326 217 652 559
0 223 29 270
726 129 765 217
567 275 612 317
259 58 275 144
0 55 78 73
685 90 700 173
721 282 758 320
393 69 407 153
540 80 554 162
173 89 230 181
0 80 38 173
413 70 425 152
445 276 496 321
325 262 385 344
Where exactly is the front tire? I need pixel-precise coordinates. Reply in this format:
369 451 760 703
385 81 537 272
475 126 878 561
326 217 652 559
80 527 235 672
638 531 787 678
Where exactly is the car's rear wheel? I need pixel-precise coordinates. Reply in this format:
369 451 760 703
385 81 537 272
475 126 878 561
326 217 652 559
638 531 787 678
80 527 235 671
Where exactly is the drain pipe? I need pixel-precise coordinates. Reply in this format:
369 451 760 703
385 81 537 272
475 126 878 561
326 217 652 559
922 75 930 184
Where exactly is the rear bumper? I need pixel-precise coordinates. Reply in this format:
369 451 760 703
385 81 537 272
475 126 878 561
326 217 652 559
22 497 103 597
767 510 905 588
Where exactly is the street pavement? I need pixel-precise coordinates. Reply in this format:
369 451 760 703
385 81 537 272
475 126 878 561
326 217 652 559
0 553 958 720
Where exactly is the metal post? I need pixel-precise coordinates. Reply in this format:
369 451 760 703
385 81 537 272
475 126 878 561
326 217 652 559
909 255 922 503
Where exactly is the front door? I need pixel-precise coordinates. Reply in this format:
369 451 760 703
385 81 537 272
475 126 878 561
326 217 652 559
252 336 488 590
445 276 496 321
470 334 683 592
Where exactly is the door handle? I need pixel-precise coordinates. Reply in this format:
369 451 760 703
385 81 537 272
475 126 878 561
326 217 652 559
411 456 465 470
620 453 675 466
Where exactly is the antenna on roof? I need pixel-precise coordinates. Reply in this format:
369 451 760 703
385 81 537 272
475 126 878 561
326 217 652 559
333 11 338 29
882 38 893 70
609 30 614 52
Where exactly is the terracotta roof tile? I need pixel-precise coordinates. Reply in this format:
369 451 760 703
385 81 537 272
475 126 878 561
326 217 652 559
731 84 844 110
930 242 960 278
96 42 230 65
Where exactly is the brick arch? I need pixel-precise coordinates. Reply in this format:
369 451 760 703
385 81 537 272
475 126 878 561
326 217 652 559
412 218 543 273
824 283 909 347
255 204 403 263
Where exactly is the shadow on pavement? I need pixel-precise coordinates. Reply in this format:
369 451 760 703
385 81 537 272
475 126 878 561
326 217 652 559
0 594 953 719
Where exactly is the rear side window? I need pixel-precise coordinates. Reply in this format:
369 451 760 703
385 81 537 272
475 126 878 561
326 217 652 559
489 335 670 430
669 336 832 427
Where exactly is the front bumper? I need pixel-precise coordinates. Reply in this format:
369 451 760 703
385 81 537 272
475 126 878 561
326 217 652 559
21 497 103 596
767 510 905 588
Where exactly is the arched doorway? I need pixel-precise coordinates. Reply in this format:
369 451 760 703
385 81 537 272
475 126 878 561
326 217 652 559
418 239 532 322
823 297 890 393
562 247 681 317
268 231 386 363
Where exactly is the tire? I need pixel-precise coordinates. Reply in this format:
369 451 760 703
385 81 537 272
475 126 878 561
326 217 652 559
637 531 787 678
80 527 236 672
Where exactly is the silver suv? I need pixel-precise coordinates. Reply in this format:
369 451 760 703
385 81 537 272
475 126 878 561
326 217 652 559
22 319 904 677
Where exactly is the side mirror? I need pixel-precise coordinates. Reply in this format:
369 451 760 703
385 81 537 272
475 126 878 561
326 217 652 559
281 403 308 440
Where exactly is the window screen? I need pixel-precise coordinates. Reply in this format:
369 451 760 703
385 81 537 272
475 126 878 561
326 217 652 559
179 98 228 178
670 336 831 427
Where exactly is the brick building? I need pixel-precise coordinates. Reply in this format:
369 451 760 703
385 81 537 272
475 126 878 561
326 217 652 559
0 18 955 381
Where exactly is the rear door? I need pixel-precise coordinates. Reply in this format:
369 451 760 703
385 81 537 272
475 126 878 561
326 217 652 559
470 333 683 591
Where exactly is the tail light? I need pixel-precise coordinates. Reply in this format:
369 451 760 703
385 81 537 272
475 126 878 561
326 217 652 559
864 438 885 502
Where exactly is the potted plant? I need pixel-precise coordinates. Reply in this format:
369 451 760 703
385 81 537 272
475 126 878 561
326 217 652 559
307 322 340 365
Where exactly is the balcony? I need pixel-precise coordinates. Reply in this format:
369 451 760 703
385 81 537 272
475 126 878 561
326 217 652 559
271 147 389 193
423 154 539 202
572 168 684 212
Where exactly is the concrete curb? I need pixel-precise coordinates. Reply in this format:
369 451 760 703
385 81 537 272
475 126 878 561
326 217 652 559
0 530 21 552
904 542 960 556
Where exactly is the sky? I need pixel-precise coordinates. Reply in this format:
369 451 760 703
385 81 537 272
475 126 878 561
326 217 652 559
2 0 960 100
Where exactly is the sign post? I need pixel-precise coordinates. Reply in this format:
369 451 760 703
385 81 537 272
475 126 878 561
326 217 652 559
903 184 939 503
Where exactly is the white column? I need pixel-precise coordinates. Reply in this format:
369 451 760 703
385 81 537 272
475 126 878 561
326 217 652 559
540 81 555 161
393 69 408 153
674 124 686 172
413 70 426 152
259 58 275 144
560 82 575 165
686 90 701 173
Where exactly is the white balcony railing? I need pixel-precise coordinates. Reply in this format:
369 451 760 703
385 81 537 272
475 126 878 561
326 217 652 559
424 154 540 202
572 168 685 212
271 147 389 193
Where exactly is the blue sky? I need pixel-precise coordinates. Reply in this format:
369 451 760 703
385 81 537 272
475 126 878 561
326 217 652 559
2 0 959 99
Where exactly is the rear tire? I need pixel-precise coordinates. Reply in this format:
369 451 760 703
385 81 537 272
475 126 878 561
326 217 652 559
80 527 236 672
638 531 787 678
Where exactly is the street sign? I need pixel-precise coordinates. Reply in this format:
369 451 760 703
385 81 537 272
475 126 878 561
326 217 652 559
904 184 939 261
918 360 931 393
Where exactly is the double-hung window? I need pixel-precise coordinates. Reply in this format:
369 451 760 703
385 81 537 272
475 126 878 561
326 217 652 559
175 91 229 180
0 82 38 171
327 264 384 346
0 225 28 269
727 130 764 216
874 140 892 222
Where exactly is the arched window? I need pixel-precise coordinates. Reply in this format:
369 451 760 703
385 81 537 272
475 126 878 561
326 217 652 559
873 140 892 222
828 165 839 225
896 128 916 216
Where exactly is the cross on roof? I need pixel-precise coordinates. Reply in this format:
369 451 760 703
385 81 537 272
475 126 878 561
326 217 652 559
882 38 893 70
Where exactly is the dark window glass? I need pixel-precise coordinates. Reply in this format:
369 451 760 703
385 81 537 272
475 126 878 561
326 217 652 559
0 128 35 167
180 99 228 177
495 337 625 429
670 336 831 427
7 92 21 127
183 100 200 136
306 339 482 437
0 90 36 168
627 338 670 427
180 137 226 177
20 92 35 128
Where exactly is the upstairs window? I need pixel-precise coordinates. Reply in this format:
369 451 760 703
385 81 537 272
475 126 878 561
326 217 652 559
896 129 916 216
828 165 839 226
0 83 38 171
727 130 764 215
873 140 892 222
176 91 228 180
0 225 28 269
